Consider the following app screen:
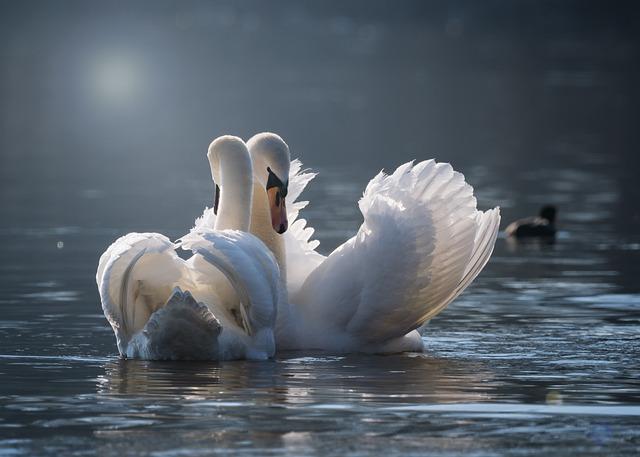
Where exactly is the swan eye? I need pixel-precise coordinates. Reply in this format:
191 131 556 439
266 167 288 199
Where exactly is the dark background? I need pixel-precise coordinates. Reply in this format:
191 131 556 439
1 0 638 234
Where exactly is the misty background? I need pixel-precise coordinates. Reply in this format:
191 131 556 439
1 0 638 242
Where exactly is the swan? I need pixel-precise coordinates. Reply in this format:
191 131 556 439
96 136 281 361
243 132 501 353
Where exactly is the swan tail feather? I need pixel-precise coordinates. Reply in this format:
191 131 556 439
127 287 222 360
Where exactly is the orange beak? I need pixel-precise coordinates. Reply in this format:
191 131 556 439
267 187 288 234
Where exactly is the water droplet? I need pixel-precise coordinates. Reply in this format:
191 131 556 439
56 241 64 249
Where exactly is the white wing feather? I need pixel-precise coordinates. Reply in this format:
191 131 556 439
98 229 282 360
180 229 281 333
294 160 500 345
97 232 188 354
283 159 326 296
179 229 282 359
191 206 217 232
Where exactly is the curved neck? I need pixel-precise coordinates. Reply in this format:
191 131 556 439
250 182 286 282
213 151 253 232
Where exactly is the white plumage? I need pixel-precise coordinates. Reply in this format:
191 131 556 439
246 135 500 354
281 159 325 297
96 136 282 361
96 230 281 361
98 131 500 359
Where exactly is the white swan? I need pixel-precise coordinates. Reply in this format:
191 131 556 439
244 132 501 353
96 136 281 361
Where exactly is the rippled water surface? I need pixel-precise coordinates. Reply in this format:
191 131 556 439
2 1 640 456
1 157 639 456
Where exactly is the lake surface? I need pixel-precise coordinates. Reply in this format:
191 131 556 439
1 158 639 456
1 1 640 456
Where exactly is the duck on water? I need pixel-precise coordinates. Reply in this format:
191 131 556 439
505 205 557 239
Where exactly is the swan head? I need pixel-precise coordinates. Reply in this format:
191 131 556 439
247 132 291 234
207 135 249 184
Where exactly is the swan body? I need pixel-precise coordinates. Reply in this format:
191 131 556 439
246 133 501 353
97 136 281 360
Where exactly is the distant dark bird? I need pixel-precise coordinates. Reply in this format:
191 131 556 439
505 205 557 238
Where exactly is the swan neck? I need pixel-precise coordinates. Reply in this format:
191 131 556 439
214 150 253 232
250 182 286 280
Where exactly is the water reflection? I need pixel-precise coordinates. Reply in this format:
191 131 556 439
97 353 497 406
505 235 556 252
1 172 638 456
1 350 630 456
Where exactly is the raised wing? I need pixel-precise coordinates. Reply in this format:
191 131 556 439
283 159 326 297
295 160 500 343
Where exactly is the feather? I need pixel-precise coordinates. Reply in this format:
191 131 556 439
282 158 326 298
286 160 500 352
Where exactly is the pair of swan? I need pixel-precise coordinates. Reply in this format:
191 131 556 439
97 137 281 361
97 133 500 360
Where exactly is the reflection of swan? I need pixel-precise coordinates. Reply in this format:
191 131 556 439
97 359 223 396
96 352 495 404
246 133 501 353
96 136 281 361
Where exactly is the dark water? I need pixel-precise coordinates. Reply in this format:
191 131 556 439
2 1 640 456
1 160 639 456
